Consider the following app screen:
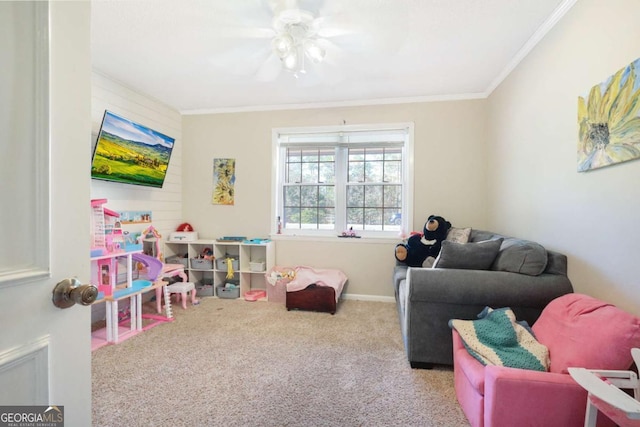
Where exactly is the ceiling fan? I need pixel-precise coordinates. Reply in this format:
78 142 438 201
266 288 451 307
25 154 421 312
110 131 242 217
209 0 405 85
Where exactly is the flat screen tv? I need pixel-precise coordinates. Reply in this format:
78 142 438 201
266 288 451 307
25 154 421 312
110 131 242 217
91 110 175 188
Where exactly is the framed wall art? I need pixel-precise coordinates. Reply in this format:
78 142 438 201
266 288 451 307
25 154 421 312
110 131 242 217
578 57 640 172
212 158 236 205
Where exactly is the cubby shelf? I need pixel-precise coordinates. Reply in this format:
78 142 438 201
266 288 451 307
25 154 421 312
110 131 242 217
164 239 274 299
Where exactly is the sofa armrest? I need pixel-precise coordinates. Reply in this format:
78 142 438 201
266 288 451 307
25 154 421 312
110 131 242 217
392 266 408 298
406 267 573 308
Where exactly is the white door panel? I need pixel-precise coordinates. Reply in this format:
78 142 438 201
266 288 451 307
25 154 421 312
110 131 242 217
0 2 92 426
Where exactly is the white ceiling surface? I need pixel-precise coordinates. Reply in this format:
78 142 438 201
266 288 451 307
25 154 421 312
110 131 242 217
91 0 573 114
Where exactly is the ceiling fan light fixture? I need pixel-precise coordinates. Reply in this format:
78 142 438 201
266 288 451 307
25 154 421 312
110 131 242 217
271 8 327 77
283 51 298 70
303 40 325 63
272 34 293 58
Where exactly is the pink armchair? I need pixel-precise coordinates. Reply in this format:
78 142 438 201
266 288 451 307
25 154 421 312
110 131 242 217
453 293 640 427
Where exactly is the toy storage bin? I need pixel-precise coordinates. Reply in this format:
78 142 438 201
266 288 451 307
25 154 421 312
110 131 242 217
216 285 240 299
169 231 198 242
216 258 239 270
196 283 214 297
249 260 266 272
267 281 287 303
190 258 213 269
166 255 188 268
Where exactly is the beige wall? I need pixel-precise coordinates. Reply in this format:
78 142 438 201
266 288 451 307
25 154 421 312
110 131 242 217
182 100 488 298
487 0 640 314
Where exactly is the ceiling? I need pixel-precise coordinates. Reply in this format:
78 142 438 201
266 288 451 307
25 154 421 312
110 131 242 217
90 0 573 114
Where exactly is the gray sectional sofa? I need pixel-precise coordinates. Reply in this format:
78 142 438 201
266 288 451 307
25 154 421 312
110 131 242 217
393 229 574 368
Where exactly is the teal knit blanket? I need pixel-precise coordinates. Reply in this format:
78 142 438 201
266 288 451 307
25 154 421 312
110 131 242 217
449 307 549 371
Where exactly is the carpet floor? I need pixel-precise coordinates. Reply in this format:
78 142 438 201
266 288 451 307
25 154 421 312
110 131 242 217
92 297 469 426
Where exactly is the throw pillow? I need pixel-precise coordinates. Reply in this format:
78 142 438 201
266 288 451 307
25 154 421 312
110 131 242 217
446 227 471 243
491 238 548 276
433 238 504 270
450 307 549 371
422 256 436 268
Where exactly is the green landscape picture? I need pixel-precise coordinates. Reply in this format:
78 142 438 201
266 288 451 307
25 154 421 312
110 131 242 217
91 111 175 188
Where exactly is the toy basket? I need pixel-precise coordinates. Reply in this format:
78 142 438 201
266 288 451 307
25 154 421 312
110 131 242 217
190 258 213 270
166 255 188 268
216 285 240 299
249 260 266 272
196 283 214 297
265 265 297 303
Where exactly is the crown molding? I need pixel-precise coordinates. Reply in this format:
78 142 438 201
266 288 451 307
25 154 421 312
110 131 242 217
484 0 577 95
181 92 487 115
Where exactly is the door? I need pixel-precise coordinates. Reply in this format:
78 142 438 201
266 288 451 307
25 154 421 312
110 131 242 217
0 2 92 426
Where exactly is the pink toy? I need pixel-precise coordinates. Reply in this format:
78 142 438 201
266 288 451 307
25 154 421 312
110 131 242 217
140 225 163 259
133 243 197 310
244 290 266 301
95 258 114 297
91 198 124 253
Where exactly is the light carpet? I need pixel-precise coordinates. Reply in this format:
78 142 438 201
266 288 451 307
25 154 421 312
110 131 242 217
92 297 469 426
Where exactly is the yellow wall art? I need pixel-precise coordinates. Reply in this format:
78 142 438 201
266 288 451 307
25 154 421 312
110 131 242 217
212 158 236 205
578 57 640 172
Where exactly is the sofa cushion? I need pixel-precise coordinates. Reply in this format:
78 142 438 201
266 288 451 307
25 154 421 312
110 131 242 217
532 293 640 374
491 238 548 276
446 227 471 243
433 238 503 270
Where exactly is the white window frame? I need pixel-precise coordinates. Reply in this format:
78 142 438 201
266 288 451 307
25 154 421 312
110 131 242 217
271 122 414 239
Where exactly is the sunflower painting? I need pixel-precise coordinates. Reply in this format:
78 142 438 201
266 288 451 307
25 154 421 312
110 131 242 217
212 158 235 205
578 57 640 172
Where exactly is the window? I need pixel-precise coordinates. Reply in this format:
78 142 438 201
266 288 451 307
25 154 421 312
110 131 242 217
273 123 413 238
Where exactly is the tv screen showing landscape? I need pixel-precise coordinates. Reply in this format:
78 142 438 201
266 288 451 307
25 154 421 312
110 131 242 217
91 110 175 188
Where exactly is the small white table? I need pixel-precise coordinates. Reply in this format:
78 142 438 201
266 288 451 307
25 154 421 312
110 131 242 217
569 365 640 427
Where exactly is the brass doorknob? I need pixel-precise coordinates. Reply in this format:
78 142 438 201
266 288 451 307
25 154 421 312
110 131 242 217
52 278 98 309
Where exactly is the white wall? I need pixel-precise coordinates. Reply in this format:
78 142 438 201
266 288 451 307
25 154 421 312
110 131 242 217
90 73 183 321
91 72 184 240
486 0 640 314
182 100 488 298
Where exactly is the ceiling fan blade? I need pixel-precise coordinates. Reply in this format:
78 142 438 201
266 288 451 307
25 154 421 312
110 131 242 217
311 57 345 86
267 0 325 15
214 26 276 40
296 61 343 88
255 52 283 81
316 26 356 39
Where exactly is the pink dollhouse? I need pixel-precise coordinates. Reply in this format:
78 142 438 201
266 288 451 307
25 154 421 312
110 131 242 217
91 198 124 254
91 198 126 294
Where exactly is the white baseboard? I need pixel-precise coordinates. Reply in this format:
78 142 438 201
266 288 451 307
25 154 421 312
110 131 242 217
341 293 395 303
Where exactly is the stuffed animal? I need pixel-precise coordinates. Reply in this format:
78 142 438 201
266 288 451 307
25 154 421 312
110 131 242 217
394 215 451 267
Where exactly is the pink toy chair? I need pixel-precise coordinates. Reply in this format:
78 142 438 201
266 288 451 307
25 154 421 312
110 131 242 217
452 293 640 427
132 253 197 311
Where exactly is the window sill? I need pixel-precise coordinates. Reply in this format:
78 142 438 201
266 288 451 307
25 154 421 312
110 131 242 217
269 234 399 244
